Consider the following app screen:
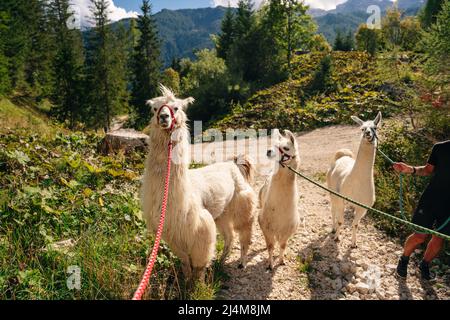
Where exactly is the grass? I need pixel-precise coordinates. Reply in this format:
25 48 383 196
296 254 313 274
0 98 59 137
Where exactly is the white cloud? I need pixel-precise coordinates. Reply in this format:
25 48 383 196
70 0 138 28
210 0 349 10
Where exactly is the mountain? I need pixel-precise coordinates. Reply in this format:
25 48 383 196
109 6 229 67
317 0 426 42
331 0 426 14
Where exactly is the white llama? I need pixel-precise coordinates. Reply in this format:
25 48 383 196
259 129 301 270
141 85 256 280
326 112 382 248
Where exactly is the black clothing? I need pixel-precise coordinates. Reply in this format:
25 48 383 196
412 141 450 236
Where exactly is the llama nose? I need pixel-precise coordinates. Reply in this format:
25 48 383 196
160 114 169 122
267 150 273 157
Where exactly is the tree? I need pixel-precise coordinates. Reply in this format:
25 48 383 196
309 34 331 53
216 5 235 60
48 0 84 128
235 0 255 38
355 24 379 57
24 0 55 98
161 68 180 94
0 0 55 97
307 54 335 95
85 0 128 131
400 16 422 51
180 49 240 124
130 0 161 129
343 30 355 51
333 30 344 50
0 10 11 95
423 0 450 84
382 6 402 49
420 0 444 28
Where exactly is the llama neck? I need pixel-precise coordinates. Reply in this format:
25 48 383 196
351 137 376 178
147 125 190 179
272 156 299 185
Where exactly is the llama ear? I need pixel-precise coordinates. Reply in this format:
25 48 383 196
272 129 281 140
374 112 382 127
351 116 364 126
181 97 195 110
146 99 158 113
284 130 296 145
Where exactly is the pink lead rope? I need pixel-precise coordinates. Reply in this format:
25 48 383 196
132 139 173 300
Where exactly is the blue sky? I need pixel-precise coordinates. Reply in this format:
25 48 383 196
114 0 212 13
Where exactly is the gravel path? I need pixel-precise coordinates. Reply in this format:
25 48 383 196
204 125 449 300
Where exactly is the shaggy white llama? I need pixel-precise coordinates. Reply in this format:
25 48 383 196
141 85 256 280
259 129 301 270
326 112 382 248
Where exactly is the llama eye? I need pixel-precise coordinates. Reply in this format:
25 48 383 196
174 107 179 111
283 147 290 151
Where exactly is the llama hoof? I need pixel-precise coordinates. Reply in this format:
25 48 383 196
238 263 245 269
334 236 340 242
266 265 273 272
278 261 286 266
351 244 358 249
331 228 336 234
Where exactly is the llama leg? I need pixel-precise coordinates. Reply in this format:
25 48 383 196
232 190 255 269
263 232 276 271
216 216 234 265
330 195 338 233
334 199 345 241
351 207 367 248
237 226 252 269
173 250 192 281
278 241 288 266
192 267 206 283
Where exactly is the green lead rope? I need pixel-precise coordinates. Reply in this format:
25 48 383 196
284 164 450 241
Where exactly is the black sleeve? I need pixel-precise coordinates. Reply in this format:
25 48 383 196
427 144 439 166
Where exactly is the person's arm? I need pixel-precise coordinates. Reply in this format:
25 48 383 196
392 162 435 176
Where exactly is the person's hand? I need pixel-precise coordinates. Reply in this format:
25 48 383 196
393 162 413 174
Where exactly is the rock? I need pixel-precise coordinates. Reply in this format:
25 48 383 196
346 283 356 294
332 265 341 276
385 264 397 271
375 287 386 299
98 129 149 155
332 278 343 291
355 282 371 294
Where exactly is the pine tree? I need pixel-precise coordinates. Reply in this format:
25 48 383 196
333 30 344 51
48 0 84 128
1 0 54 97
24 0 55 97
0 10 11 95
86 0 128 131
130 0 161 129
423 0 449 79
308 54 335 95
235 0 254 38
216 5 235 60
343 30 355 51
420 0 444 28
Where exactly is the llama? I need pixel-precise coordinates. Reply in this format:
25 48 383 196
141 85 256 280
259 129 301 270
326 112 382 248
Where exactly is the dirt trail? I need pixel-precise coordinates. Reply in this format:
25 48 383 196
200 125 449 300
